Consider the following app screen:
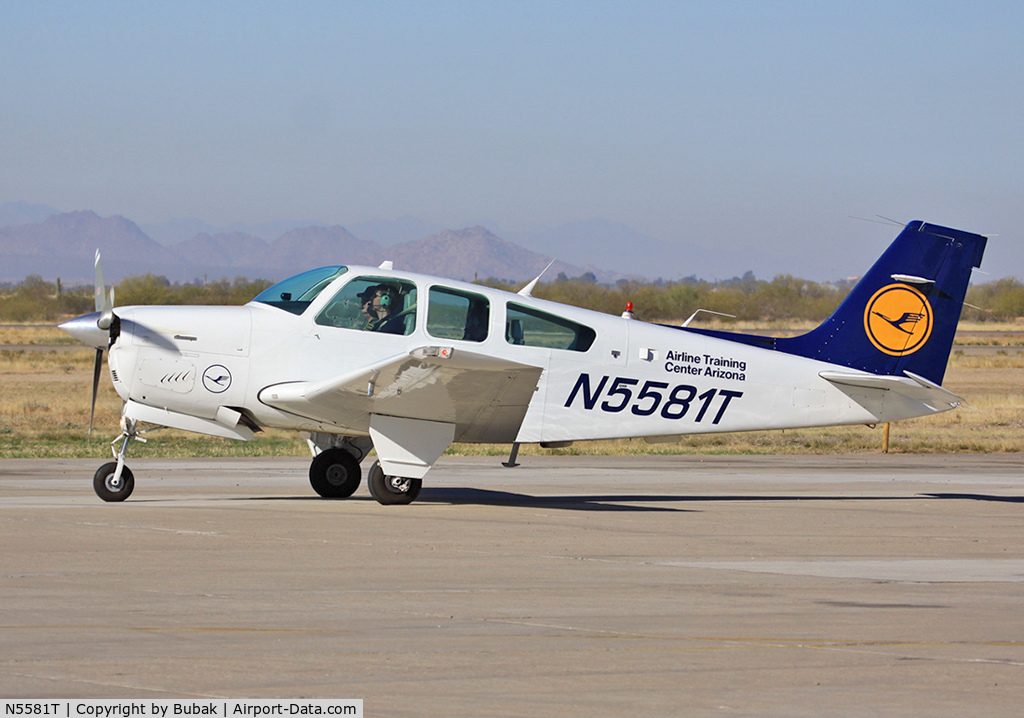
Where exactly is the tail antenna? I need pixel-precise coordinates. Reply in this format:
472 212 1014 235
848 215 905 227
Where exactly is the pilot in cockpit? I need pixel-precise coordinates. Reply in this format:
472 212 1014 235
360 284 406 334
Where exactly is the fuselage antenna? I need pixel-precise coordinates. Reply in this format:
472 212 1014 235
518 259 557 298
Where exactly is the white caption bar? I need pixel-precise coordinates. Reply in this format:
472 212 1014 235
2 702 361 718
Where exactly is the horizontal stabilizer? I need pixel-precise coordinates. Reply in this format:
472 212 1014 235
819 370 963 410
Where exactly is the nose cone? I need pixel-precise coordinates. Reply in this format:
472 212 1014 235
59 312 108 349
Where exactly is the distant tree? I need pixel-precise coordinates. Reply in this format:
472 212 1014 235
116 274 173 305
0 270 1020 324
0 275 90 321
964 278 1024 321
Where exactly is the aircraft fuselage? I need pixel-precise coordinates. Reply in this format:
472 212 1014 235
106 268 935 448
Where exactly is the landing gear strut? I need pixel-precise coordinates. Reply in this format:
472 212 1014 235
92 415 160 502
367 460 421 505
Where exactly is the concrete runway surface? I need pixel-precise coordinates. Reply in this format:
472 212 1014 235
1 454 1022 716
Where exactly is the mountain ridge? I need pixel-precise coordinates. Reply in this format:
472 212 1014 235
0 209 618 285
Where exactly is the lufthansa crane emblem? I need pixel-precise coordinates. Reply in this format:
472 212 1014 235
202 365 232 393
864 284 933 356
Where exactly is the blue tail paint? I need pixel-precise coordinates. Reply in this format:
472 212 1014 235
679 221 987 385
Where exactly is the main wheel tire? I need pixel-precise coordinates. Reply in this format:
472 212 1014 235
309 448 362 498
366 461 422 505
93 461 135 502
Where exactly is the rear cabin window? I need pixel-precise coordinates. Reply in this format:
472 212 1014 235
427 287 490 342
505 302 596 352
315 277 417 336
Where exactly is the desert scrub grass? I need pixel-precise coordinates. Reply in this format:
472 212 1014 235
947 353 1024 369
0 347 95 372
0 428 309 459
445 425 896 458
3 328 1022 459
0 346 311 458
0 325 79 345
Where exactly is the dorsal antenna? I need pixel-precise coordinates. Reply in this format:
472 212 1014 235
518 259 556 297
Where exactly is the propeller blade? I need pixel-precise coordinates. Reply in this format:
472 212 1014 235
95 250 115 330
94 249 107 313
89 347 103 439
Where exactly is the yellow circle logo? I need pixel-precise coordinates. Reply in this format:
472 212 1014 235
864 284 933 356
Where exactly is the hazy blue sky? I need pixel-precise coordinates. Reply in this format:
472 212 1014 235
2 1 1022 279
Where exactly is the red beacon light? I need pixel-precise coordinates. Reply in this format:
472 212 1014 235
621 301 635 320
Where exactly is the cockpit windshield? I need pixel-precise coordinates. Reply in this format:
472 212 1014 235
252 266 348 315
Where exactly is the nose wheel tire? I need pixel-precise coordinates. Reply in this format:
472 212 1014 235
367 461 422 505
309 448 362 498
93 461 135 502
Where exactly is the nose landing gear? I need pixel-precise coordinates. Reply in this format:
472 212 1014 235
92 415 161 502
93 461 135 502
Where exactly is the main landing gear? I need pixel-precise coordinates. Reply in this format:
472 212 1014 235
305 434 421 505
309 452 421 505
308 448 362 498
367 461 422 505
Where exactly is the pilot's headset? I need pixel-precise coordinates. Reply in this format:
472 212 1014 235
376 285 398 310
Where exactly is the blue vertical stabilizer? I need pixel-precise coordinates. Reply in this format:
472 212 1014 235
776 221 986 385
676 221 986 385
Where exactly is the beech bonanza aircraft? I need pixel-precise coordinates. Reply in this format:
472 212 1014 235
60 221 986 504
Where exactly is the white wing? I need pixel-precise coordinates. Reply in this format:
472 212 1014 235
259 346 543 442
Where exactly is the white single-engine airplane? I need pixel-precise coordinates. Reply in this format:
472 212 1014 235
60 221 986 504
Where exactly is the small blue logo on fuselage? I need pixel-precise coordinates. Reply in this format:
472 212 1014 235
202 365 232 393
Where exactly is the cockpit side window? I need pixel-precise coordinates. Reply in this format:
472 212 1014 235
253 266 347 315
315 277 417 335
427 286 490 343
505 302 596 352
